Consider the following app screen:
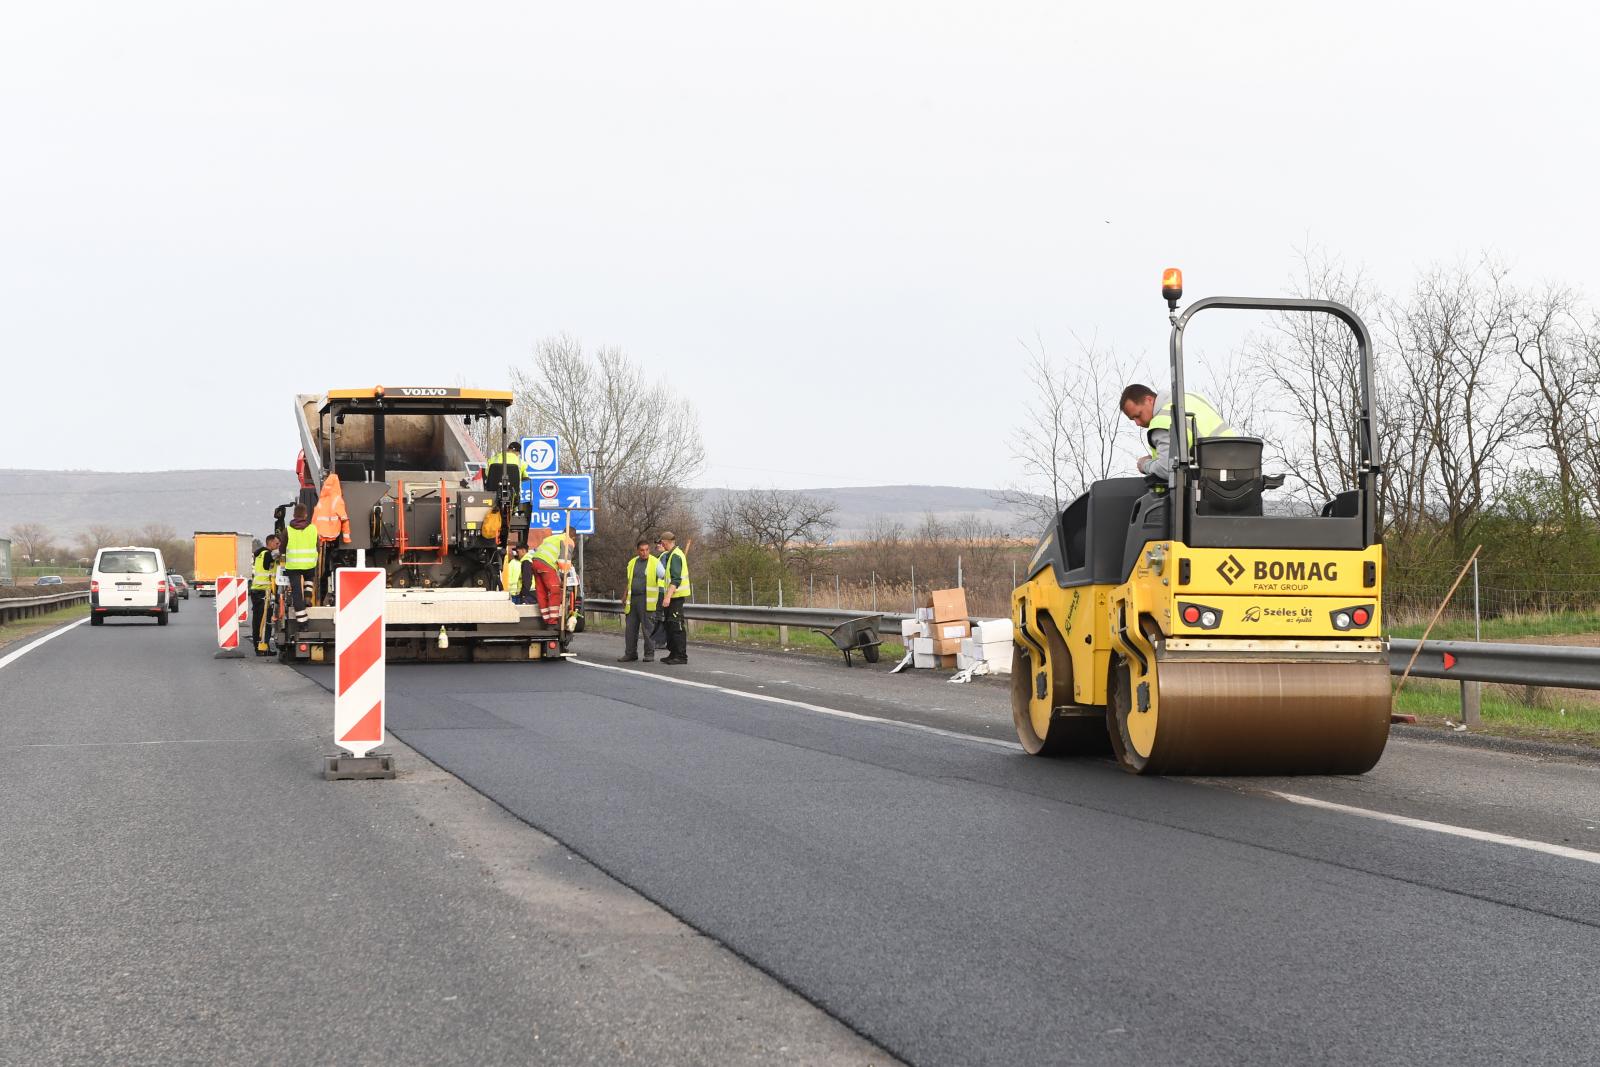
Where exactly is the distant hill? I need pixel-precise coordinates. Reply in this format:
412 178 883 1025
693 485 1036 539
1 469 1037 544
0 469 301 542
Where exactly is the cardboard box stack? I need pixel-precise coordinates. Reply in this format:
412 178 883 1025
905 587 970 669
956 618 1013 674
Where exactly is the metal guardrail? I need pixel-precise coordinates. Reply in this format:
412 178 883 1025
586 599 913 636
1389 638 1600 690
586 600 1600 690
0 589 91 625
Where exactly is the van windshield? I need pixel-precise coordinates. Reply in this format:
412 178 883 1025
99 551 159 574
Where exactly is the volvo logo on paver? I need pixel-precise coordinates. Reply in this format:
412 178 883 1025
1217 555 1245 585
398 388 451 396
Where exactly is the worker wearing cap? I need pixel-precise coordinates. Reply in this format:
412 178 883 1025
282 502 319 624
249 534 281 655
485 440 528 485
1119 383 1238 482
527 530 572 628
657 531 691 665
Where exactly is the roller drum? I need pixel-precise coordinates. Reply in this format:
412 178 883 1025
1117 657 1391 776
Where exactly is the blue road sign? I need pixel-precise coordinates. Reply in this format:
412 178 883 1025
521 474 594 534
520 436 559 477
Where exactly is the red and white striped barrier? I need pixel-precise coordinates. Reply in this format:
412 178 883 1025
215 575 245 651
333 568 386 758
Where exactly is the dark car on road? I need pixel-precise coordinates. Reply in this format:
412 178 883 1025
168 574 191 600
35 575 64 586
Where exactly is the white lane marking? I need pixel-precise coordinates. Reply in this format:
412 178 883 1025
1274 792 1600 866
0 617 90 671
8 737 316 750
572 658 1018 751
575 661 1600 865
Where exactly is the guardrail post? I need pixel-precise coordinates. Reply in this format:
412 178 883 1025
1461 559 1483 725
777 582 788 646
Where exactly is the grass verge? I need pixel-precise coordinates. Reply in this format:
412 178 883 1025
1388 609 1600 641
1395 678 1600 746
0 603 90 651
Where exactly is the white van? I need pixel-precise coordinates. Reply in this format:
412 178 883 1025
91 546 171 626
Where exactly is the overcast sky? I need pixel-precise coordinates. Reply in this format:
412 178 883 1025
3 1 1594 491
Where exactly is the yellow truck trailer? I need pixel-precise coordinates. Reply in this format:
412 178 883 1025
192 531 254 597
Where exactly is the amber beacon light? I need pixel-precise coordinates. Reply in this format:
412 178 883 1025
1161 267 1184 310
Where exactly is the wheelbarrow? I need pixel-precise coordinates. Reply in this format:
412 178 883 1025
811 615 883 667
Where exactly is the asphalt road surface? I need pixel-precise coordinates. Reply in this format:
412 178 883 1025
0 609 895 1066
305 635 1600 1067
7 605 1600 1065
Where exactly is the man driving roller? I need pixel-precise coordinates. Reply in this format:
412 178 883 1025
1119 383 1237 481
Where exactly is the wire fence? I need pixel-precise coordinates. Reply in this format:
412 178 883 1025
599 567 1600 632
1388 584 1597 621
598 565 1025 619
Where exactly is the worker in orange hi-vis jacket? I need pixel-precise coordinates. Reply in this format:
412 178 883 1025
312 473 352 544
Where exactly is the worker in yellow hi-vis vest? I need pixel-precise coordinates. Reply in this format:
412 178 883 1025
656 531 692 665
249 533 281 655
527 530 572 627
1119 382 1238 481
619 538 667 663
501 546 524 603
282 502 319 624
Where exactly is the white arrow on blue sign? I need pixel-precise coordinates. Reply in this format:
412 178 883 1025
520 436 559 477
520 474 594 534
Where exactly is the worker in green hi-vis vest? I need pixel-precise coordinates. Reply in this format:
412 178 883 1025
1119 382 1238 481
656 531 692 665
619 538 667 663
282 502 320 624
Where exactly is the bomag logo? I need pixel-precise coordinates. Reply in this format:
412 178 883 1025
398 388 451 397
1216 555 1245 585
1253 560 1338 582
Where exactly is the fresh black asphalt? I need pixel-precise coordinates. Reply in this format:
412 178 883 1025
323 648 1600 1067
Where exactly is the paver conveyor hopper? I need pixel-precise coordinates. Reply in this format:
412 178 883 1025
1010 272 1391 773
269 387 576 663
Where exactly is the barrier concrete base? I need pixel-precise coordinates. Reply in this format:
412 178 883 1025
323 753 397 781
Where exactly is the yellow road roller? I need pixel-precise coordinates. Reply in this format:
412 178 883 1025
1010 272 1391 774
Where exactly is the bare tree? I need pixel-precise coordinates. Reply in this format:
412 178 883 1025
1007 332 1132 532
510 335 705 492
1389 259 1526 552
137 523 195 575
75 524 126 559
1572 320 1600 522
1508 285 1600 522
854 516 907 580
708 488 836 566
1245 249 1381 512
8 522 49 565
508 334 706 583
